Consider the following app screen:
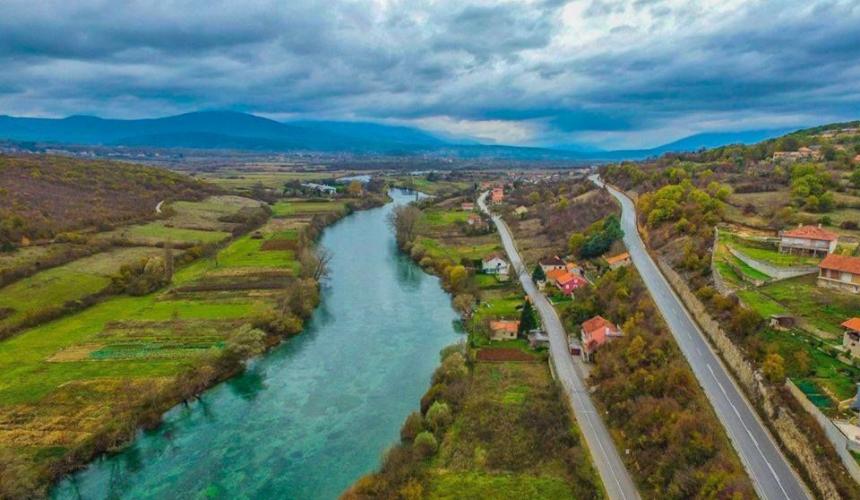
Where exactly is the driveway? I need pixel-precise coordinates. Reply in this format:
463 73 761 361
479 192 640 500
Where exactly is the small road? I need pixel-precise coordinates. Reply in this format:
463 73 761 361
479 192 640 500
592 175 811 500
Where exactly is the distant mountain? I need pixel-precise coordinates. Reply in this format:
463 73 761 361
0 110 802 161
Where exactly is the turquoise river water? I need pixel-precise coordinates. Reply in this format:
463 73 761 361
52 189 462 499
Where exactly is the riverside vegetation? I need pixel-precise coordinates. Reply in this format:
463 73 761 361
0 154 386 497
499 178 755 498
602 122 860 498
345 179 604 499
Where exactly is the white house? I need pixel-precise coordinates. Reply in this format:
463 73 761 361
482 253 510 275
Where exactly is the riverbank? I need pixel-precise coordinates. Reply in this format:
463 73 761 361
0 193 384 498
50 189 460 499
345 187 604 498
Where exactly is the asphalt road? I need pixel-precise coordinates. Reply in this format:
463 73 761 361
479 192 641 500
593 175 811 500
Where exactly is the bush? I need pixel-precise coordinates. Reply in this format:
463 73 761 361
400 412 425 442
413 431 438 459
425 401 453 433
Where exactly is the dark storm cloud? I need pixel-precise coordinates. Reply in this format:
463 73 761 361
0 0 858 147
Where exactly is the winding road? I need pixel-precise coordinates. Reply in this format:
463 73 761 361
479 192 640 500
592 175 811 500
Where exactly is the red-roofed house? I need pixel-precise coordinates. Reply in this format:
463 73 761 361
581 316 622 362
605 252 631 269
555 272 588 295
842 318 860 358
779 224 838 256
819 254 860 293
489 320 520 341
491 187 504 204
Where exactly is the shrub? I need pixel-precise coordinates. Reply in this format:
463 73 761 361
425 401 453 433
400 412 425 442
413 431 438 459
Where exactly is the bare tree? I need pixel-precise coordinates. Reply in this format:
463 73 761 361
300 247 333 281
388 205 422 247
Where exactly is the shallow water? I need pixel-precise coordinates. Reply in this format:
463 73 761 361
53 189 461 499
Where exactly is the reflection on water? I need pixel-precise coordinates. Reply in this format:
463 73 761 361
53 189 461 500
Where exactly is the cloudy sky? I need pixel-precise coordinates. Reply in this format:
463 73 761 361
0 0 858 149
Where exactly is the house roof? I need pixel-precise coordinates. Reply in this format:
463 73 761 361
545 268 567 281
819 253 860 275
540 256 565 266
556 272 585 286
605 252 631 265
490 320 519 334
842 318 860 332
782 225 838 242
582 315 617 336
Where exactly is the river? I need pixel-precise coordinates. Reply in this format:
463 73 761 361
53 189 462 499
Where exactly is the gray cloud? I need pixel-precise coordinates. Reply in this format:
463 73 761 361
0 0 858 148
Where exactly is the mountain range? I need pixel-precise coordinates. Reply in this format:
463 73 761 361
0 111 793 161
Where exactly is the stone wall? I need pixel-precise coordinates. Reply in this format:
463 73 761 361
658 259 843 499
728 246 818 281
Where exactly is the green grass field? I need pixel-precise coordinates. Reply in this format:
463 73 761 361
120 221 230 245
198 171 337 189
271 200 350 217
756 275 860 335
730 256 771 281
423 209 471 227
427 472 575 499
0 247 163 331
417 237 499 262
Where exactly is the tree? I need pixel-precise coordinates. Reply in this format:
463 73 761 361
389 205 422 247
763 353 785 383
300 247 333 281
532 264 546 282
568 233 586 256
225 324 267 364
413 431 438 459
793 350 811 376
163 240 174 283
400 411 424 442
447 265 468 291
452 293 475 318
426 401 453 433
347 180 363 196
518 299 538 335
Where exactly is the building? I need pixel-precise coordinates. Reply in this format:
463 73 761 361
842 318 860 358
539 256 566 274
528 330 550 349
581 315 622 362
773 148 819 162
779 224 838 256
818 254 860 293
491 187 504 204
482 253 510 276
461 202 475 211
565 262 583 276
467 213 485 228
489 320 519 341
605 252 631 269
301 182 337 196
555 272 588 295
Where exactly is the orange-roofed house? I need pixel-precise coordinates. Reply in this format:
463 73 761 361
581 316 622 362
779 224 838 256
842 318 860 358
605 252 631 269
555 272 588 295
489 320 520 341
491 187 504 204
818 254 860 294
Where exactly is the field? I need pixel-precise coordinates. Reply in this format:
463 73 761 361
0 247 163 333
196 170 338 190
0 190 351 496
271 199 351 217
426 362 602 499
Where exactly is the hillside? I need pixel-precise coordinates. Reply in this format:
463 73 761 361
0 154 217 247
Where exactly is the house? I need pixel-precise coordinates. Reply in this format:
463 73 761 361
301 182 337 196
581 316 622 362
539 256 566 274
482 253 510 276
773 148 819 162
491 187 504 204
489 320 520 341
842 318 860 358
461 202 475 211
514 206 529 218
528 330 550 349
565 262 583 276
818 254 860 293
556 272 588 295
605 252 631 269
779 224 838 256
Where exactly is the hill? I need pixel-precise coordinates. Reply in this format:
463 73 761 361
0 154 217 248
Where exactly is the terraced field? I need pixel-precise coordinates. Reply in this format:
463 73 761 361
0 193 348 496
